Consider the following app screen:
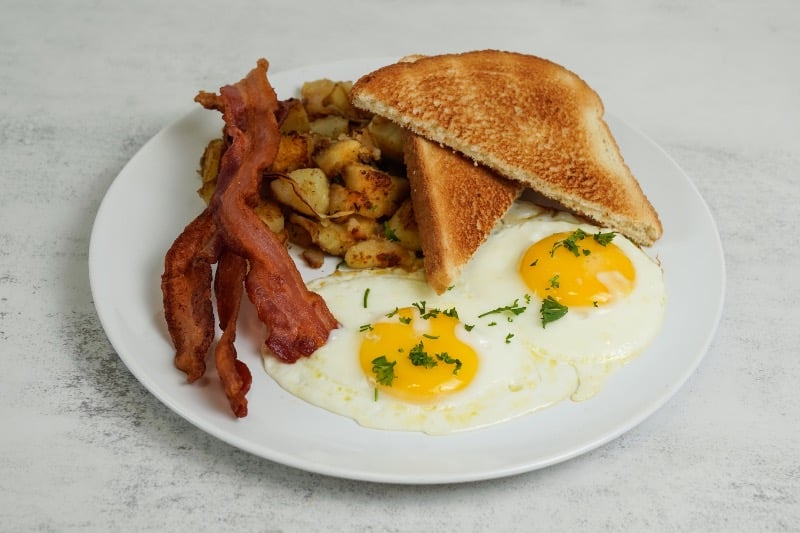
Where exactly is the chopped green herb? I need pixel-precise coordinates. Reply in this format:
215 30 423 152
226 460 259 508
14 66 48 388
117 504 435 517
385 307 399 318
540 296 568 327
359 323 373 332
383 221 400 242
371 355 396 386
421 308 440 320
549 274 560 288
464 324 475 332
529 259 538 267
398 316 412 325
505 333 514 344
363 288 370 308
488 321 497 326
524 294 531 304
422 334 440 340
409 342 438 368
412 300 427 314
373 387 378 401
550 228 587 257
443 307 459 319
478 299 527 318
447 285 455 291
436 352 462 374
593 231 616 246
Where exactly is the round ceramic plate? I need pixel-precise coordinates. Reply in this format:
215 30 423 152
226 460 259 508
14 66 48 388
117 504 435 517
89 58 725 484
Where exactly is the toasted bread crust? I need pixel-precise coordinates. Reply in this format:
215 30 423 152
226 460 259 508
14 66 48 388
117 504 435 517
404 133 522 293
351 50 663 246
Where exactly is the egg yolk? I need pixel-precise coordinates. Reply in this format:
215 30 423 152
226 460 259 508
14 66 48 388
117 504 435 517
519 230 636 307
359 307 478 403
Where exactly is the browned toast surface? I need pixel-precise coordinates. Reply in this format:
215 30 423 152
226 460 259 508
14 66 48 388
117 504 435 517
404 133 523 293
351 50 663 246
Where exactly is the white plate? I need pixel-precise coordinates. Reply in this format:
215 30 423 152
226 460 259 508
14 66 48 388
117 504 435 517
89 58 725 484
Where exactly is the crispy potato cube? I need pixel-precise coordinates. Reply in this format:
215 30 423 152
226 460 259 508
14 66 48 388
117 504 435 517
301 248 326 269
269 168 330 216
252 198 285 235
301 79 337 116
286 214 316 248
328 183 366 216
344 215 380 241
309 115 350 138
313 138 367 178
197 138 224 204
302 79 362 119
344 239 420 270
386 199 421 251
270 133 313 173
367 116 404 162
279 98 310 133
315 221 356 256
341 163 409 218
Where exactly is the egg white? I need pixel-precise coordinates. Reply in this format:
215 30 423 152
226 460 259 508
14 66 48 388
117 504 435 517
263 201 666 433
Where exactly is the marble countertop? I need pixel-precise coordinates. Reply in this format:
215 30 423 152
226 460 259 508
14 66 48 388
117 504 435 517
2 0 798 530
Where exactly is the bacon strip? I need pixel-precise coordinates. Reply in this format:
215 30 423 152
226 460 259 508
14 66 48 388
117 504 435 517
213 249 250 417
162 59 338 417
161 208 222 382
210 59 338 363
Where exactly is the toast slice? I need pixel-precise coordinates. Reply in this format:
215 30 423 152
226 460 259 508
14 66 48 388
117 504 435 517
351 50 663 246
404 132 523 293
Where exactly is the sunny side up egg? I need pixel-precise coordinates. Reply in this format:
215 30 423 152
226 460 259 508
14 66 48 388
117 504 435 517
263 202 666 434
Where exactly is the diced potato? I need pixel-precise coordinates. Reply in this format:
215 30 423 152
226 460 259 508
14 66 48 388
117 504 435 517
315 221 357 256
327 183 366 216
270 133 313 173
286 214 316 248
252 198 285 235
301 79 337 116
309 115 349 138
269 168 330 217
301 248 325 269
197 138 224 204
344 239 420 270
279 98 311 133
302 79 363 119
344 215 380 241
385 199 421 251
367 116 404 162
313 138 366 178
341 163 409 218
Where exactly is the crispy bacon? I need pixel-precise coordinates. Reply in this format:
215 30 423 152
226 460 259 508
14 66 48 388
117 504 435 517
213 249 250 417
161 208 222 382
210 59 338 363
161 59 338 417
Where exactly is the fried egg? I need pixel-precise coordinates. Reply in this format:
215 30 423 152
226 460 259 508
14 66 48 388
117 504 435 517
264 202 665 433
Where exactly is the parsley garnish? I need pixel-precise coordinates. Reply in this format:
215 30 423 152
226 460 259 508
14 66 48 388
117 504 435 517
371 355 396 386
359 323 373 332
478 299 527 319
443 307 459 319
464 324 475 331
505 333 514 344
409 342 438 368
549 274 560 289
363 288 370 308
398 316 412 324
540 296 568 327
551 228 587 257
385 307 399 318
436 352 462 374
412 300 427 314
529 259 538 267
383 221 400 242
593 231 616 246
422 334 439 339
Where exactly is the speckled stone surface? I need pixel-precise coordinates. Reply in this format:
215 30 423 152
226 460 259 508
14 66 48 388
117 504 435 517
2 1 798 531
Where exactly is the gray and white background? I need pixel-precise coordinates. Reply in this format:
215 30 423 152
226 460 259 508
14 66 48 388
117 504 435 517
1 1 798 531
